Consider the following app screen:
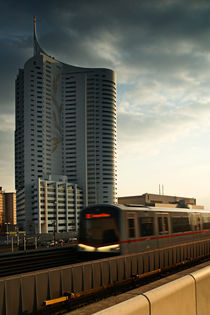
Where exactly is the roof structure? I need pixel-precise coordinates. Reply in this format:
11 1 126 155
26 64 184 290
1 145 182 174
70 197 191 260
33 16 47 56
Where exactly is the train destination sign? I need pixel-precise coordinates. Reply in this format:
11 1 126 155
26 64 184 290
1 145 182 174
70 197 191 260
85 213 111 219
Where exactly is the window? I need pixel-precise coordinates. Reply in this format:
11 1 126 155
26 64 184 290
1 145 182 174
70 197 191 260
202 216 210 230
128 218 135 238
139 217 154 236
203 221 210 229
171 217 191 233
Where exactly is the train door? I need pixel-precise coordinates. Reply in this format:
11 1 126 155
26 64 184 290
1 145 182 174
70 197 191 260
188 213 199 243
196 214 201 231
194 213 201 240
138 214 155 251
157 213 170 248
126 212 137 253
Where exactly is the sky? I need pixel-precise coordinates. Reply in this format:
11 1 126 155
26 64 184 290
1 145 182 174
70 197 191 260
0 0 210 208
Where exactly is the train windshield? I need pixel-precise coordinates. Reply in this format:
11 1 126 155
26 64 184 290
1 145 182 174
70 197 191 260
79 213 120 245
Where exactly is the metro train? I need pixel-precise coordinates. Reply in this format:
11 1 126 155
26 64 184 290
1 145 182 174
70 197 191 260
78 204 210 255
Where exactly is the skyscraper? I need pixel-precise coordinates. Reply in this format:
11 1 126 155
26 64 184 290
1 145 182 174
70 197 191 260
15 17 117 232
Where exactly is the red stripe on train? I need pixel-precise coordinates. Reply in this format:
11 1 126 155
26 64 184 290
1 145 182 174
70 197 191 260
79 229 210 248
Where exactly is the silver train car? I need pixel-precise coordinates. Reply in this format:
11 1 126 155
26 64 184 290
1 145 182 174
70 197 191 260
78 204 210 254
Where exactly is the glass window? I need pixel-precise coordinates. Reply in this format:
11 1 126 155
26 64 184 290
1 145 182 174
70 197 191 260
202 216 210 230
139 217 154 236
171 217 191 233
203 221 210 229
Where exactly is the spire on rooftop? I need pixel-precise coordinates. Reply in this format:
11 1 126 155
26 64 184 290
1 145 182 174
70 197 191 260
33 16 47 56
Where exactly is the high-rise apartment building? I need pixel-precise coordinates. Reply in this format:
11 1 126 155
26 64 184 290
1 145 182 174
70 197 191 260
15 18 117 232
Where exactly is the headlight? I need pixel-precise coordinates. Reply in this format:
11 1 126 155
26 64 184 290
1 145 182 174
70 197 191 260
97 244 120 252
78 243 95 251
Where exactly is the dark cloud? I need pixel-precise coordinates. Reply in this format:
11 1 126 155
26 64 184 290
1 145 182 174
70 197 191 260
1 1 210 82
0 38 31 114
0 1 210 111
1 0 210 116
41 0 210 85
1 0 210 195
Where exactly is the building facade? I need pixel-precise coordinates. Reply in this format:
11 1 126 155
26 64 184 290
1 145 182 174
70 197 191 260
32 176 83 233
5 193 17 225
0 187 16 231
0 188 5 226
15 18 117 232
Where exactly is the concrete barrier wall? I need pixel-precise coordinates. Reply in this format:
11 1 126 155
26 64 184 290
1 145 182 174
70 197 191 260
0 239 210 315
144 275 196 315
191 266 210 315
94 266 210 315
93 295 150 315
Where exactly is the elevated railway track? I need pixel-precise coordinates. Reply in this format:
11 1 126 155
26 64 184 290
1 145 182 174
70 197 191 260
0 239 210 315
0 246 114 278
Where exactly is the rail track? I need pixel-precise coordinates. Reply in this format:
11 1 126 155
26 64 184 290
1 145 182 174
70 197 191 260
0 246 115 278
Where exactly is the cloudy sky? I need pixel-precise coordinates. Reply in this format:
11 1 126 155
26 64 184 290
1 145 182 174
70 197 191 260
1 0 210 207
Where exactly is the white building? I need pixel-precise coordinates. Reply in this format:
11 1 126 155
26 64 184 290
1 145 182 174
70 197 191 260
15 17 117 232
32 176 83 233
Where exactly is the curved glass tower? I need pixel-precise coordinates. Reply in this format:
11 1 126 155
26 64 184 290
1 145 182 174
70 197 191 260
15 17 117 232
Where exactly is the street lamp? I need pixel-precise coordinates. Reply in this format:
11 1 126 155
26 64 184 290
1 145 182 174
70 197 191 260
4 222 11 245
52 219 57 246
53 201 57 246
15 225 19 247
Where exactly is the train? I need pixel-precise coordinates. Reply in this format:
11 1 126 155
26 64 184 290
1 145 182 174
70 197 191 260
78 204 210 255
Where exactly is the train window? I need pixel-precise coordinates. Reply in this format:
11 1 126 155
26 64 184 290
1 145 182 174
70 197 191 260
158 216 169 234
128 218 136 238
139 217 154 237
171 217 191 233
203 216 210 230
203 222 210 229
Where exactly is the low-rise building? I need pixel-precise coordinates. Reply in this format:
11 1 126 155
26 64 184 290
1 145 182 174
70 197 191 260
31 175 83 234
0 187 5 226
5 193 17 224
118 193 204 209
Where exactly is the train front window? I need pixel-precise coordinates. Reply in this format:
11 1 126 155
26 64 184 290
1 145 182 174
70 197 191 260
80 217 119 245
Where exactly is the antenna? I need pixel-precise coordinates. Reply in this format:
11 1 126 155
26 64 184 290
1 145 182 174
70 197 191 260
162 185 164 195
159 184 161 195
